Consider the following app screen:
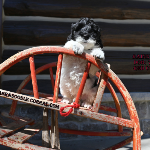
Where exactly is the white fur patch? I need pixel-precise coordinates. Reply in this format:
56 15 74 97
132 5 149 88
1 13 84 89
91 48 105 60
76 36 96 50
64 40 84 54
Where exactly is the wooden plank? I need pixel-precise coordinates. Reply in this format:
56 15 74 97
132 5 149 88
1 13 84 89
4 0 150 19
0 89 62 111
8 121 43 143
50 110 60 149
3 21 150 47
92 73 108 112
0 89 134 128
50 110 55 148
0 137 57 150
2 79 150 94
2 50 150 75
0 118 34 137
42 108 50 148
54 111 60 149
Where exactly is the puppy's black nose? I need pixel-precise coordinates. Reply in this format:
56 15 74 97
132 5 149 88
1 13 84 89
84 36 89 40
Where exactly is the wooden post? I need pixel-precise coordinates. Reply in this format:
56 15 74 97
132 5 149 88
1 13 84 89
50 110 60 149
50 54 61 149
42 108 50 148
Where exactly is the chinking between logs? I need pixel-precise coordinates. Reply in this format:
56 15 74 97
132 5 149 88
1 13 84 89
0 90 59 109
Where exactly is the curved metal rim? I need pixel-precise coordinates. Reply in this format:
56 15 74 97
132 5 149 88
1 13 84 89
0 46 141 149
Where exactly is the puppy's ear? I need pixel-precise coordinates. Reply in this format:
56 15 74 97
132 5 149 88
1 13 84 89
71 23 76 30
67 23 76 41
67 34 72 41
94 25 103 48
96 38 103 48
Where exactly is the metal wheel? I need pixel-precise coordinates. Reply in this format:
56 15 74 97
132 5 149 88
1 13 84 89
0 46 141 150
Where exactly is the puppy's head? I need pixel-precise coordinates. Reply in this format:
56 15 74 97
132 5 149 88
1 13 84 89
67 18 103 50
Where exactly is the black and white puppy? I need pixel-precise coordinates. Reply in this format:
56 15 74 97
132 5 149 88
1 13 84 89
60 18 105 109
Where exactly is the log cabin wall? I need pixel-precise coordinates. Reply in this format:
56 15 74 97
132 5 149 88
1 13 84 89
1 0 150 137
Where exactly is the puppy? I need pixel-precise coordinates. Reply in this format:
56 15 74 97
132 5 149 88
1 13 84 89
60 18 105 109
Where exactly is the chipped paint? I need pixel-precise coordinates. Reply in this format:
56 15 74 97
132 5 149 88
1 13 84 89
0 46 141 149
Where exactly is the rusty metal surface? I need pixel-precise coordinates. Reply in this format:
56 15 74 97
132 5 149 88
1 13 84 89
0 89 62 111
21 89 117 113
8 122 43 143
17 62 57 94
29 55 39 99
105 136 133 150
0 117 34 138
0 88 133 128
9 100 18 116
53 54 63 103
75 108 134 128
0 46 108 76
75 62 91 104
0 46 141 149
58 128 132 136
106 81 123 132
0 137 56 150
108 69 141 150
99 105 117 113
9 62 57 116
49 67 55 92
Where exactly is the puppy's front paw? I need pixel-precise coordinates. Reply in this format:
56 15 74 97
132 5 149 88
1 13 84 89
61 98 70 104
91 48 105 61
73 44 84 54
81 102 92 109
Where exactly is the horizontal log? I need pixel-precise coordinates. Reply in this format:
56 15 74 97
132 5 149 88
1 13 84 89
3 21 150 47
4 0 150 19
2 50 150 75
105 51 150 74
2 79 150 93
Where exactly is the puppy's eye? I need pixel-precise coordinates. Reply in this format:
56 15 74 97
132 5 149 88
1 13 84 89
91 34 96 39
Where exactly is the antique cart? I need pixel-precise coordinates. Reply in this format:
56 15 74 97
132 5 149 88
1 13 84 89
0 46 141 150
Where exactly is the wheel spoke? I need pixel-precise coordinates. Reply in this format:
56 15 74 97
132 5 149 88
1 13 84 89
49 67 55 92
75 109 134 128
107 81 123 132
53 54 63 103
74 62 91 104
105 136 133 150
29 55 39 99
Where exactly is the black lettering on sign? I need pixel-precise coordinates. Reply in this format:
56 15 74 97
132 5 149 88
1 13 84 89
0 90 60 110
8 93 11 97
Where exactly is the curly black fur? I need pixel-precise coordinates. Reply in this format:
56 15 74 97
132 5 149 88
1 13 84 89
67 18 103 48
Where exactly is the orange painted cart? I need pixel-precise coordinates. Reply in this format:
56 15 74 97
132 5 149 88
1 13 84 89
0 46 141 149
